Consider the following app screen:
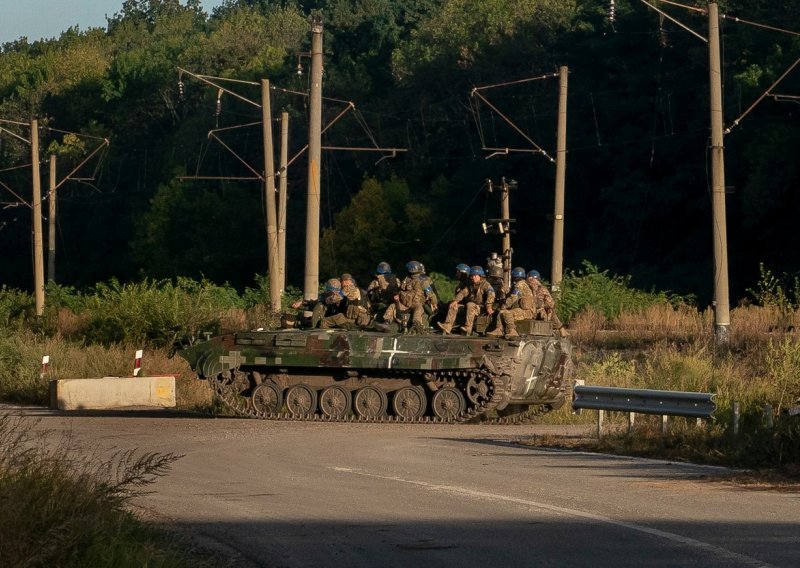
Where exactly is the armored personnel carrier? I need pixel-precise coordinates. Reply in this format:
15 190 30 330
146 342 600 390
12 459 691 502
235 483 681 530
179 319 572 423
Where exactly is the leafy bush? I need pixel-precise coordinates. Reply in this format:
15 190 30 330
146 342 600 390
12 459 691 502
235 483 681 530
0 286 34 330
428 271 457 303
79 277 241 347
747 262 799 313
559 261 690 321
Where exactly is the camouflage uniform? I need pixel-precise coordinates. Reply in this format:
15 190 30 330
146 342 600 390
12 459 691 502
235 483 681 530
418 271 439 316
293 290 345 328
487 278 534 338
367 273 399 316
485 265 508 305
320 282 371 329
454 274 469 297
527 276 565 332
383 275 426 331
438 273 495 335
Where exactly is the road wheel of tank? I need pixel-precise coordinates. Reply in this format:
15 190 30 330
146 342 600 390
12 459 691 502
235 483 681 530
285 384 318 417
465 373 492 406
392 386 427 419
431 387 465 421
353 386 387 418
251 382 283 414
319 385 352 418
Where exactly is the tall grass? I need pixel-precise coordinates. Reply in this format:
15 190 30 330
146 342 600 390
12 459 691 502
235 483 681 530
0 333 207 408
574 338 800 467
0 415 187 567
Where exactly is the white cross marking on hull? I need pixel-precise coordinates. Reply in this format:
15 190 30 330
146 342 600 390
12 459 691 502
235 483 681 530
380 338 410 369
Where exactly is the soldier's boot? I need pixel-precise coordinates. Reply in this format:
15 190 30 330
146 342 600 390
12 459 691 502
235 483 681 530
504 325 520 339
486 314 503 337
411 321 429 335
437 321 453 334
458 325 473 336
558 326 570 338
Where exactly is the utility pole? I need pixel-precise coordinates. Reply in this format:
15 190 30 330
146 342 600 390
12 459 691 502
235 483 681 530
551 66 568 298
304 16 323 301
261 79 281 312
30 119 44 316
47 154 56 282
500 177 512 290
278 111 289 292
484 178 516 289
708 2 730 346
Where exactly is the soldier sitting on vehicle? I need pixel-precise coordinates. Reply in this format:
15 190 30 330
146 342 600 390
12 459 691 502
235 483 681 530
527 270 569 337
290 278 346 328
319 273 372 329
437 266 495 336
417 263 439 320
454 263 470 296
366 262 399 318
382 260 429 334
485 263 508 304
487 267 534 339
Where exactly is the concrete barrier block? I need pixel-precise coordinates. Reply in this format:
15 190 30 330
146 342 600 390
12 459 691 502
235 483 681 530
49 376 176 410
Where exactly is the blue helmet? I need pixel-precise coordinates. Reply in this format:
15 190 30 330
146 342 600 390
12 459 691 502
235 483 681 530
324 278 342 292
527 270 541 280
469 265 485 277
376 262 391 275
511 266 526 279
406 260 423 274
456 263 470 274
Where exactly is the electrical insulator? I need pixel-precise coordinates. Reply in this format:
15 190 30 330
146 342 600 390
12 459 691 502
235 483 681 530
608 0 616 25
177 80 185 100
214 88 223 117
659 14 669 48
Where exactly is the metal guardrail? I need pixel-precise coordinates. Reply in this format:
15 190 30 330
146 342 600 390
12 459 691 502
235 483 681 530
573 385 716 418
572 384 717 437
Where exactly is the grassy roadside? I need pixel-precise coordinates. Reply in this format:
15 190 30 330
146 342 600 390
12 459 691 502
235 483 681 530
0 414 217 567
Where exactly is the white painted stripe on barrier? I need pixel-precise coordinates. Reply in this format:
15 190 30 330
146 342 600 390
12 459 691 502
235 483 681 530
133 349 144 377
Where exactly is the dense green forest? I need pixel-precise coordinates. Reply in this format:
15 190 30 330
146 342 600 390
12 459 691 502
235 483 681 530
1 0 798 306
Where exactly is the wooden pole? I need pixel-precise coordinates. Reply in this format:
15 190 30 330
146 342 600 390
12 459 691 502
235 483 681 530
708 2 731 345
551 66 568 298
262 79 281 312
278 111 289 293
47 154 56 282
304 17 323 301
31 119 45 316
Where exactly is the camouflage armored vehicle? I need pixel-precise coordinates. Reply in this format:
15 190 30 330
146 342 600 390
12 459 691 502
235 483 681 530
179 319 572 423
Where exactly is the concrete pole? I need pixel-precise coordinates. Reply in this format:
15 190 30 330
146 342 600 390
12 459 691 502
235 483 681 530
261 79 281 312
304 17 323 301
278 111 289 293
708 2 731 346
30 119 45 316
551 66 568 298
47 154 56 282
501 178 511 291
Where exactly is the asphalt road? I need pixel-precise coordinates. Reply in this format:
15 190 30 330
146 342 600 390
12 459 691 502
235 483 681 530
6 406 799 567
